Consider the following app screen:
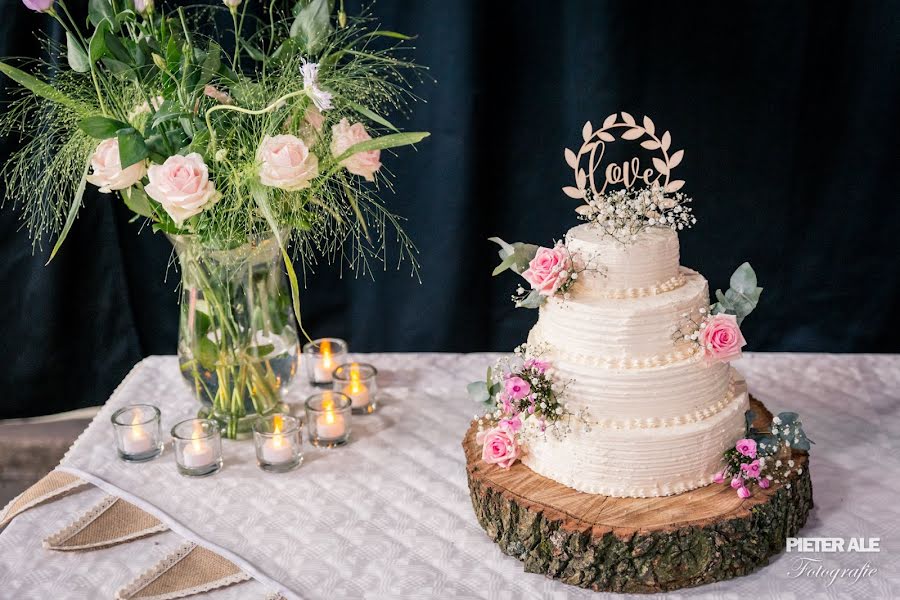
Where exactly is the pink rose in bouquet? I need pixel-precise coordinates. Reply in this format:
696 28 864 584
145 153 218 225
331 118 381 181
257 134 319 191
524 358 550 373
476 424 521 469
521 243 571 296
86 139 147 194
699 313 747 363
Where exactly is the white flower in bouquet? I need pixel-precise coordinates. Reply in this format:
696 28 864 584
331 118 381 182
300 60 332 112
86 139 147 193
145 154 219 225
134 0 153 15
257 135 319 191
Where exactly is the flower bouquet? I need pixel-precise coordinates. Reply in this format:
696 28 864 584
1 0 429 437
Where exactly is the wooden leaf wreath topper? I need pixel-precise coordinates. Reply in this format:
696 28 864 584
562 112 685 201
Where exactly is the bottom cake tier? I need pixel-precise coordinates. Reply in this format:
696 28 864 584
521 369 749 497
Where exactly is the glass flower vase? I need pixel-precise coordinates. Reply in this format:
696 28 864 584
170 233 299 439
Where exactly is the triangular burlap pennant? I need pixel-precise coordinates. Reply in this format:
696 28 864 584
43 495 168 551
0 471 88 529
116 542 251 600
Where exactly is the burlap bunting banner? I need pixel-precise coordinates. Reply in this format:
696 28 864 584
116 541 251 600
0 471 88 529
43 495 168 551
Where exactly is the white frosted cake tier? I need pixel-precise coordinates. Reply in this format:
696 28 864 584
547 355 733 426
521 371 749 497
530 268 709 360
567 224 680 295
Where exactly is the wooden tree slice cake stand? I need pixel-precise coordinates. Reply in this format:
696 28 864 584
463 397 813 593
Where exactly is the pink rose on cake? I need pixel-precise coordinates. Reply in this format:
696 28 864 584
521 243 572 296
477 423 521 469
699 313 747 363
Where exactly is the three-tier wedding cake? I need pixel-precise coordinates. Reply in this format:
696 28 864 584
466 113 812 593
521 224 748 497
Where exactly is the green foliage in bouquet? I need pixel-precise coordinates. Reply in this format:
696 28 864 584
0 0 430 334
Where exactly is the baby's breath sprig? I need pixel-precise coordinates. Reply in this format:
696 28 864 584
576 182 696 242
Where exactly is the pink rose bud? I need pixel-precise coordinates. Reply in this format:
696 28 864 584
257 134 319 192
475 426 520 469
758 478 771 489
730 476 743 489
134 0 153 14
222 0 241 7
86 138 147 194
735 438 758 458
330 118 381 182
22 0 54 12
713 471 725 484
145 153 219 226
521 243 573 297
736 486 752 499
700 313 747 364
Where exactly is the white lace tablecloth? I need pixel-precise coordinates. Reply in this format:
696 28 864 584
1 353 898 600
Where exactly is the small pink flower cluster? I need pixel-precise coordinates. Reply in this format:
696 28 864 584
521 243 574 297
478 357 556 470
714 438 770 498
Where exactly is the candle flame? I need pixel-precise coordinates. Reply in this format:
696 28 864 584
322 392 336 425
320 339 332 369
350 364 361 394
325 410 335 425
131 411 147 440
191 420 204 452
273 414 284 448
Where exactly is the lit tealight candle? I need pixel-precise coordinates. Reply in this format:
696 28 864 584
316 398 347 440
313 340 335 384
261 415 294 464
122 411 153 455
182 421 215 469
343 364 370 409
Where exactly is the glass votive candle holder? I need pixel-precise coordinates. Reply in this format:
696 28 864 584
305 391 352 447
171 419 223 477
302 338 348 386
332 363 378 414
111 405 163 462
253 414 303 473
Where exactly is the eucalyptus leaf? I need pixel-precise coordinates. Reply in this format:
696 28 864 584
488 237 539 275
712 262 762 324
46 157 91 264
517 289 546 309
467 381 490 404
89 21 110 63
241 41 266 62
66 33 90 73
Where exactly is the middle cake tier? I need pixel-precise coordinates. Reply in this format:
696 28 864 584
530 267 709 360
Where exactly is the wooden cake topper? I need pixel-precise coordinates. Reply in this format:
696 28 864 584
563 112 685 200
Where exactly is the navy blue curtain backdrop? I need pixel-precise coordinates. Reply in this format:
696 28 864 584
1 1 898 417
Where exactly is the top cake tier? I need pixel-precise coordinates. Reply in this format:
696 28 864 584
566 224 681 296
